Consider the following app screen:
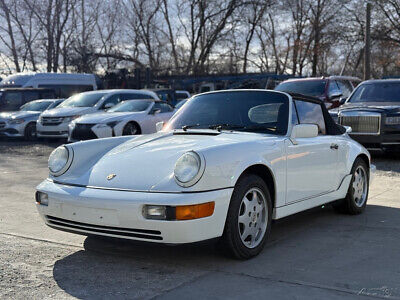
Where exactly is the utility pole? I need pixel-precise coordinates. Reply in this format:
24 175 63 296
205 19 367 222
364 2 371 80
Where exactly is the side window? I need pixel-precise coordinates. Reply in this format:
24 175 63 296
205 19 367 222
39 84 93 98
328 80 341 97
291 101 299 125
294 100 326 135
120 93 154 100
336 80 352 98
152 102 161 113
102 94 121 108
1 92 23 110
24 91 40 103
160 103 173 112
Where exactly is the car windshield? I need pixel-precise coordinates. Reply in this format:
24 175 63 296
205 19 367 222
275 80 326 97
58 92 108 108
20 101 52 111
348 82 400 103
166 91 289 135
107 100 152 112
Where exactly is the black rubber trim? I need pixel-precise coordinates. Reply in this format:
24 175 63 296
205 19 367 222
46 215 161 236
50 179 234 194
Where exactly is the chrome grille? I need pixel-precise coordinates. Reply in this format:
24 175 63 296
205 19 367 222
0 121 5 129
41 117 64 126
339 114 380 134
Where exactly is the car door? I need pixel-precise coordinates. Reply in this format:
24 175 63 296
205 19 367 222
286 100 339 204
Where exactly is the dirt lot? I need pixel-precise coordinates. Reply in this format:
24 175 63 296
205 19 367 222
1 137 400 299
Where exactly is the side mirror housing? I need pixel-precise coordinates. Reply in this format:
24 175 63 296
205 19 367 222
103 103 114 109
150 108 161 115
290 124 318 144
329 91 343 100
344 125 352 134
339 97 347 105
156 121 165 132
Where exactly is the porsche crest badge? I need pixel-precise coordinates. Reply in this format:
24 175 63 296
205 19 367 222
107 173 116 180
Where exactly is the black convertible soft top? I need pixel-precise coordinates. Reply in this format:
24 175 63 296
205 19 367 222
287 92 346 135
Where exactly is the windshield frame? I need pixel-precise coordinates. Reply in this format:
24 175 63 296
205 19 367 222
166 90 291 135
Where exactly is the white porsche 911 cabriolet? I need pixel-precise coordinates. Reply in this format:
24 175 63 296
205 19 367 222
36 90 374 259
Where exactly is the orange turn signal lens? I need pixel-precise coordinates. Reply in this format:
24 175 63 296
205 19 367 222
175 202 215 220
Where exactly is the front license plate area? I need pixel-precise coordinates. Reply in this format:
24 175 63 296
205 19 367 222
61 204 119 226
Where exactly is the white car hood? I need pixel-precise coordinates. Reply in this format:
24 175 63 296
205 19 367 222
76 111 146 124
58 131 278 192
0 111 40 120
41 107 94 117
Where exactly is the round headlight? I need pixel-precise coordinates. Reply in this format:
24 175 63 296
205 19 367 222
174 151 204 187
48 146 72 176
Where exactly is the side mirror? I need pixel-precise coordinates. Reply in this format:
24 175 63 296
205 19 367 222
156 121 165 132
344 125 352 134
290 124 318 144
103 103 114 109
329 91 342 100
339 97 347 105
150 108 161 115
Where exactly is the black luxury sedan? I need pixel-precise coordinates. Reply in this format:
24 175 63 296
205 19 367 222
330 79 400 151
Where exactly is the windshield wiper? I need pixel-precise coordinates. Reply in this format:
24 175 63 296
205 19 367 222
182 124 200 131
208 124 245 131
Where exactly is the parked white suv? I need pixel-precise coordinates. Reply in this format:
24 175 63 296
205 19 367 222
37 89 159 139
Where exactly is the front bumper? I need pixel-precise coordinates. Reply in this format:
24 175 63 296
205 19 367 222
0 123 25 137
350 131 400 151
36 179 233 244
37 122 69 138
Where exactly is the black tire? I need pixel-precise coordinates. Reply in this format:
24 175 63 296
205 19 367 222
333 157 369 215
220 174 272 259
122 122 140 135
24 122 37 141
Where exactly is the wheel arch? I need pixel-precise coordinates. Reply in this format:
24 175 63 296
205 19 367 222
356 153 370 170
237 164 276 209
125 121 142 134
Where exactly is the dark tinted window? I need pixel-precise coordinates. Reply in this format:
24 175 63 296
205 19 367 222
348 82 400 102
294 100 326 135
39 84 93 98
102 94 121 108
336 80 352 98
160 103 173 112
120 93 154 100
328 80 341 97
24 91 40 103
275 80 327 97
167 91 289 135
0 92 23 111
175 92 189 100
291 102 299 125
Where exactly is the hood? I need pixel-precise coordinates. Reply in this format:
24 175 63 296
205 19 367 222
336 102 400 114
0 111 40 120
59 130 276 191
41 106 94 117
76 111 146 124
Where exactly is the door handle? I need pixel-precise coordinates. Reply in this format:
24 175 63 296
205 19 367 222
330 143 339 150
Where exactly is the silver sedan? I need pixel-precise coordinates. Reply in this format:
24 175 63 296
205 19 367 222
0 99 64 140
